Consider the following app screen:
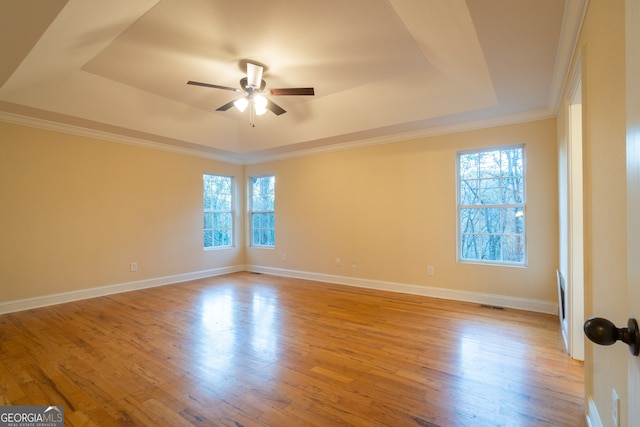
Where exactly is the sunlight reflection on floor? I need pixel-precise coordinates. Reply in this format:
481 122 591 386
454 323 530 422
195 283 281 386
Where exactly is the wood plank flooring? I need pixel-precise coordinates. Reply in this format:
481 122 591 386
0 272 585 426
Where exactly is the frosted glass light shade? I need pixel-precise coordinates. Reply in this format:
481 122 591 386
234 97 249 112
254 94 268 116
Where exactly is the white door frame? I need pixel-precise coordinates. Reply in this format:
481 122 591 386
567 70 585 361
559 57 585 361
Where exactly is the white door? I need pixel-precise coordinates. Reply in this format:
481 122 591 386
626 0 640 424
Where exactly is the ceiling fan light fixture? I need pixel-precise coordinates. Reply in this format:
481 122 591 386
187 61 314 126
234 97 249 112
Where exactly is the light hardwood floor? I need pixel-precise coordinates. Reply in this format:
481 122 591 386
0 272 585 426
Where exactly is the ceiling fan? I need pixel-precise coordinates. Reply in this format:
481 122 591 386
187 62 314 126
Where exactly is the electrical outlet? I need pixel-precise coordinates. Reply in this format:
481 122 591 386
335 257 341 266
352 261 357 268
612 389 620 427
282 253 287 261
427 266 434 276
130 262 138 272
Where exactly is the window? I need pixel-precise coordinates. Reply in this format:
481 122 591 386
457 145 526 265
250 175 275 247
203 174 233 249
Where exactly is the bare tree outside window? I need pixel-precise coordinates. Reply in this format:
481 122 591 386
457 146 526 265
250 175 275 247
203 174 234 248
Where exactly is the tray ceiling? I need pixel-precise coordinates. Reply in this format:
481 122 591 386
0 0 585 163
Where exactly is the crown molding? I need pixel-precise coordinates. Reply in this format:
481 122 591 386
0 111 245 164
242 108 556 164
1 108 555 166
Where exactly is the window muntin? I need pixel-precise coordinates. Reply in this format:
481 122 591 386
203 174 233 249
250 175 275 247
457 145 526 265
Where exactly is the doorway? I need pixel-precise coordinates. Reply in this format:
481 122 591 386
558 62 585 361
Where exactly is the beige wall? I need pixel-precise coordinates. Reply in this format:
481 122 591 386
246 118 559 304
2 117 559 308
0 122 244 303
559 1 629 425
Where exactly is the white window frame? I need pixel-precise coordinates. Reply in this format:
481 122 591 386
249 174 275 248
203 174 234 249
456 144 527 266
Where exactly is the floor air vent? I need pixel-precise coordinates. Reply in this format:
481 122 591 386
480 304 506 311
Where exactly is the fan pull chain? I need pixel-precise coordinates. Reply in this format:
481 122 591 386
249 102 256 127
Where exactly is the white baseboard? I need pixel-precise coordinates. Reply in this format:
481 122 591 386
246 265 558 314
586 397 603 427
0 265 557 315
0 265 244 314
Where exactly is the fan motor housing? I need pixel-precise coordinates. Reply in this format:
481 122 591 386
240 77 266 92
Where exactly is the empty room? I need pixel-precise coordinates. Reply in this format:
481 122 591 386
1 1 639 426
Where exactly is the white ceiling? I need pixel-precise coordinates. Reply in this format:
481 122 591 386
0 0 586 163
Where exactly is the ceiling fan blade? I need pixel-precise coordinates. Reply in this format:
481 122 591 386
269 87 315 96
216 99 239 111
266 99 287 116
246 63 263 89
187 80 240 92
